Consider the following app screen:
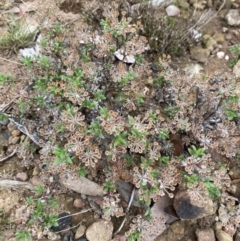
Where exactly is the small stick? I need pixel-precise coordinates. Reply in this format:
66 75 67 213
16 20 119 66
55 220 82 234
0 148 17 163
0 56 24 65
113 187 135 236
56 209 93 221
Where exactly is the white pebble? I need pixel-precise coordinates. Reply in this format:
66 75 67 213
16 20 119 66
165 5 180 16
216 51 225 59
225 55 229 60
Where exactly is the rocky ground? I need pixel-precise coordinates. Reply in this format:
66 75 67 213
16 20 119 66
1 0 240 241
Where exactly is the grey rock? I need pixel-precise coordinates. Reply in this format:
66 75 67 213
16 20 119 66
86 219 113 241
60 176 103 196
225 9 240 26
173 190 216 220
195 228 215 241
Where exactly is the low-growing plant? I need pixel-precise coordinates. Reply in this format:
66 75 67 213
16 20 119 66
229 44 240 68
77 166 88 177
14 230 32 241
34 185 47 196
0 16 37 53
2 1 240 239
53 146 73 165
0 73 12 85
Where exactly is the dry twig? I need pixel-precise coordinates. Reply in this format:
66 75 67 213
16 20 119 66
0 148 17 163
0 179 34 190
113 187 135 236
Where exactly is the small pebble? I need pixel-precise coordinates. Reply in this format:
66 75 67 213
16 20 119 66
81 194 87 199
73 198 85 208
7 122 16 132
75 225 86 239
166 5 180 16
32 167 40 176
11 130 21 137
225 55 229 60
222 27 228 33
11 136 20 144
20 135 25 141
66 197 74 204
16 172 28 181
232 2 240 8
47 231 61 240
8 136 13 144
37 231 43 239
216 51 225 59
30 176 43 186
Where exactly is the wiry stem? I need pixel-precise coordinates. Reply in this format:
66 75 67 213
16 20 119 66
0 148 17 163
113 186 135 236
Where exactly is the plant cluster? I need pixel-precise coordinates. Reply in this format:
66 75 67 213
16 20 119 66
0 16 37 53
0 1 240 240
229 44 240 68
